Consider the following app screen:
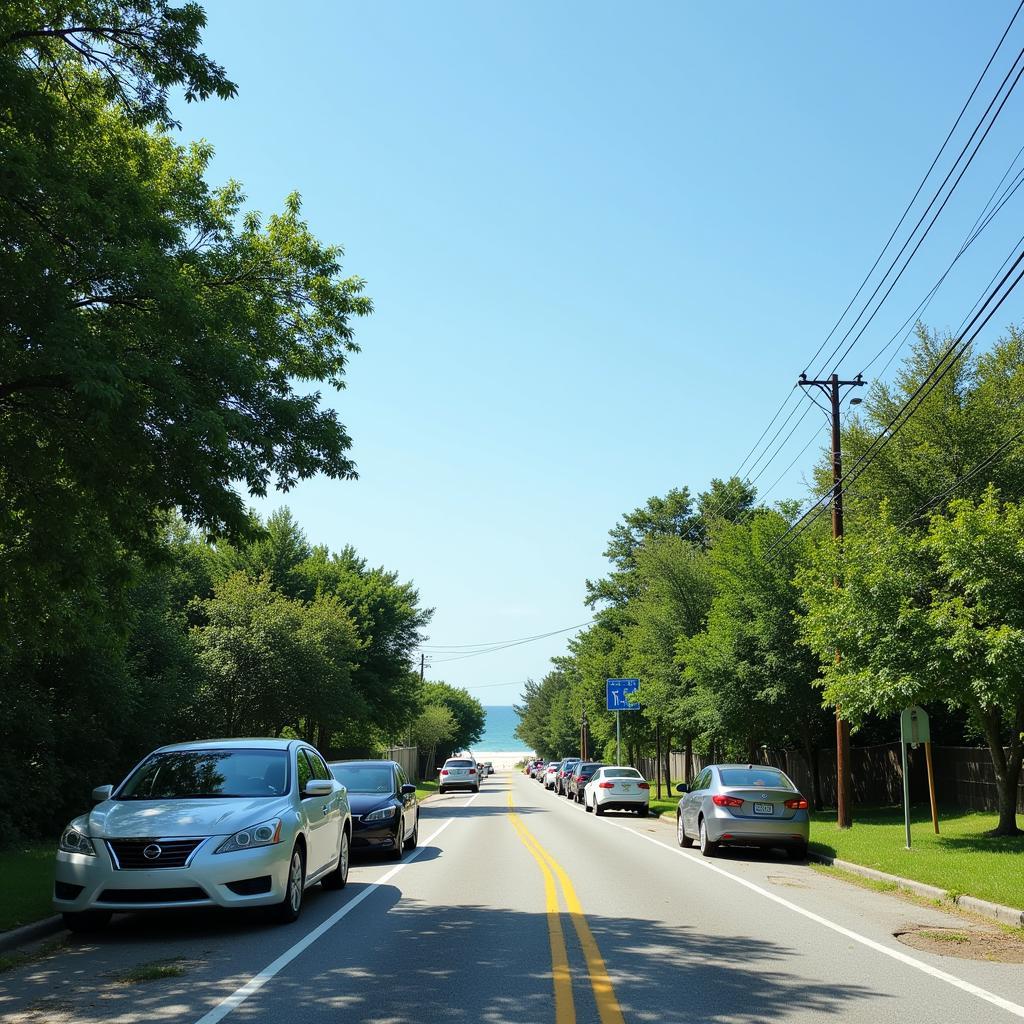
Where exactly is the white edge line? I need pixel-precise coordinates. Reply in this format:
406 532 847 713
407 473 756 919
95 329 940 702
192 812 463 1024
609 822 1024 1020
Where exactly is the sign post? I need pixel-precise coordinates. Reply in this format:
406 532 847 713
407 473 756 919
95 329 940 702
899 706 932 849
606 678 640 766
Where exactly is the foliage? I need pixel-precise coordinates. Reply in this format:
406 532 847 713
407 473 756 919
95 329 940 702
799 489 1024 834
412 704 456 772
419 680 485 755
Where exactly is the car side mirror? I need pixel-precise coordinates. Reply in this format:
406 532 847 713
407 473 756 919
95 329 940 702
400 784 416 795
675 783 689 794
92 784 114 802
304 779 334 797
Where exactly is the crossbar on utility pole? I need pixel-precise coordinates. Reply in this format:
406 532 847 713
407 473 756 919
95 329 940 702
798 371 865 830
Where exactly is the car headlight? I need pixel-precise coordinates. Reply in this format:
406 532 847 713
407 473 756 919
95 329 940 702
215 818 283 854
362 805 398 822
59 825 97 857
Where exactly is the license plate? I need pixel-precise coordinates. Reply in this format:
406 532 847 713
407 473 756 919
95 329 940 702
453 770 465 776
753 802 774 815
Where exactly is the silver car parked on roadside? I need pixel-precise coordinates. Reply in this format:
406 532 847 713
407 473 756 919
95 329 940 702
53 738 352 932
675 764 809 860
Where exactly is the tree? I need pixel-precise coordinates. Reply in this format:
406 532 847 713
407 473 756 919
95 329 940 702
798 489 1024 835
1 10 372 658
684 511 829 806
412 704 456 774
419 681 485 755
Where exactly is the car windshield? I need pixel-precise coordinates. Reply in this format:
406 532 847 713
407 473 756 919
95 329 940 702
330 764 394 793
718 768 793 790
118 749 289 799
604 768 642 779
446 759 474 768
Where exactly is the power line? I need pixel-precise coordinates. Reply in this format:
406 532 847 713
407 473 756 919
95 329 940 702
418 620 594 650
818 42 1024 377
422 620 595 663
765 237 1024 560
898 424 1024 528
801 0 1024 377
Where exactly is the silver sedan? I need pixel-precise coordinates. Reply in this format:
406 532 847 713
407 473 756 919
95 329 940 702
53 738 352 931
675 764 809 859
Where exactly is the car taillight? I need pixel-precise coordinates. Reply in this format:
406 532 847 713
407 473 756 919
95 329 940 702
784 797 809 810
712 795 744 807
469 769 476 774
574 775 583 782
598 782 614 789
638 782 650 790
440 769 448 775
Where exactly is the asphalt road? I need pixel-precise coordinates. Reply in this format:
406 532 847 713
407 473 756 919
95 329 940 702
2 772 1023 1023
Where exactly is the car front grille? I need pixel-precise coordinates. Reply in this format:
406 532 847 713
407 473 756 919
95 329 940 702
97 886 208 904
106 837 205 869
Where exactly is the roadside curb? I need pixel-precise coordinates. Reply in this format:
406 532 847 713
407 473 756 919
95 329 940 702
808 851 1024 929
656 812 1024 930
0 916 63 954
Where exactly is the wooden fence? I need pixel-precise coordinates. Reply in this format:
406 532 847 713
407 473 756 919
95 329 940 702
639 744 1023 813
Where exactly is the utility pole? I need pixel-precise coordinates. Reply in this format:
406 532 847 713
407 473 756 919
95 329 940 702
420 653 425 681
581 709 588 761
798 371 865 829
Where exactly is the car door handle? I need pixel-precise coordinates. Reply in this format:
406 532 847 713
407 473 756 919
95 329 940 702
321 804 329 816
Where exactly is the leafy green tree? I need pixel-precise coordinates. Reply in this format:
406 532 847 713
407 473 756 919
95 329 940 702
420 680 485 755
412 704 456 773
684 511 829 805
799 489 1024 835
1 10 371 658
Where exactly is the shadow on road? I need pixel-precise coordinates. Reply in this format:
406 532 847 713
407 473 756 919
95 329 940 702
0 883 885 1024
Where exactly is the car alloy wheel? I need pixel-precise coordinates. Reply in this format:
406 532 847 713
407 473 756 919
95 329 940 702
404 812 419 850
391 817 405 860
677 814 693 848
272 845 306 923
594 800 605 816
699 818 717 858
322 828 350 889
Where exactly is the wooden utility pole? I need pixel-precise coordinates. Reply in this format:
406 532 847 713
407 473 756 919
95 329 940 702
798 371 864 829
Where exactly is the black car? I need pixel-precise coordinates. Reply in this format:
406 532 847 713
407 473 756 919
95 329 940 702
568 762 604 803
328 759 419 860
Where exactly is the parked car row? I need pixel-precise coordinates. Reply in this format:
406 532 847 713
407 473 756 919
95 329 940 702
536 756 652 816
531 755 811 860
53 738 423 933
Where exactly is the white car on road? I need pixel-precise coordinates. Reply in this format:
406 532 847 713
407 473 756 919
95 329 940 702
438 757 480 794
53 738 352 931
584 766 651 816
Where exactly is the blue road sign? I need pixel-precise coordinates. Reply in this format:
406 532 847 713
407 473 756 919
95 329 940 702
606 678 640 711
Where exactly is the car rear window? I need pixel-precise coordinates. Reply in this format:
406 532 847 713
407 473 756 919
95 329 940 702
718 768 793 790
445 759 474 768
604 768 642 779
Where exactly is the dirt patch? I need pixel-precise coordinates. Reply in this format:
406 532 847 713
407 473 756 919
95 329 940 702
894 924 1024 963
766 874 808 889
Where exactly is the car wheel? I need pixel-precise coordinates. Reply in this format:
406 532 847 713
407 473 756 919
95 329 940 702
62 910 112 933
786 843 808 861
698 817 717 858
594 801 605 817
584 796 592 813
390 817 405 860
472 785 479 793
322 828 350 890
636 805 647 817
404 811 419 850
439 786 446 795
271 845 305 923
677 814 694 848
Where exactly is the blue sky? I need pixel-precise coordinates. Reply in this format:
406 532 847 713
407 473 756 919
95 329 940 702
176 3 1023 704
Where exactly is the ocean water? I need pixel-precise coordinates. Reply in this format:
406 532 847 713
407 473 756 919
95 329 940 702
477 705 531 752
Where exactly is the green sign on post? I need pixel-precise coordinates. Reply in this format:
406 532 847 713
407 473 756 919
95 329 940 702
899 706 931 849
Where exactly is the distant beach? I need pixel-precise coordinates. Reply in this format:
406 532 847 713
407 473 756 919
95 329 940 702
473 707 532 769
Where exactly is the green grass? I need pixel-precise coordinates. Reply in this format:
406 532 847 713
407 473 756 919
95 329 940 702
0 844 55 932
809 804 1024 910
415 779 439 801
115 960 187 984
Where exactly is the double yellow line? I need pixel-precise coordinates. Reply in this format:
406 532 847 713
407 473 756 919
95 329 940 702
507 791 625 1024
